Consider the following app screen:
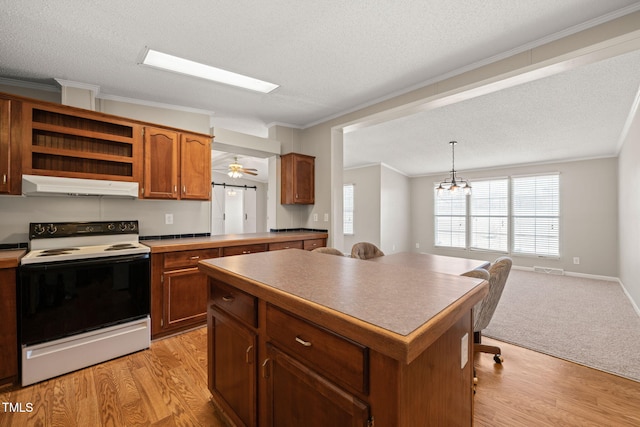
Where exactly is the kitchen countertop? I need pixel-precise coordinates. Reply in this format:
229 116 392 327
0 249 26 269
142 231 328 253
199 249 487 363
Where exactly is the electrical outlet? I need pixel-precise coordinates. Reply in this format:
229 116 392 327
165 213 173 225
461 333 469 369
573 257 580 265
415 243 420 249
323 213 329 222
313 213 318 222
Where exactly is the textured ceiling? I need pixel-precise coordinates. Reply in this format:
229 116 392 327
1 1 640 176
345 49 640 175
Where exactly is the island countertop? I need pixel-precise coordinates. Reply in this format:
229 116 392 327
199 249 487 364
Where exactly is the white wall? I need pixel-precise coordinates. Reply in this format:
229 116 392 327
380 165 411 255
342 164 411 255
343 165 381 253
0 195 211 243
410 157 618 276
618 99 640 309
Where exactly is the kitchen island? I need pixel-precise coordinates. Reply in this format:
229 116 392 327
198 249 488 426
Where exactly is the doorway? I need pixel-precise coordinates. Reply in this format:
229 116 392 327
211 184 257 235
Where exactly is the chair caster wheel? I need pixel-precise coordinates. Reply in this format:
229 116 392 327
494 354 504 364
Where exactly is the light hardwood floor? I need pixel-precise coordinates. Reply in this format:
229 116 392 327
1 330 639 426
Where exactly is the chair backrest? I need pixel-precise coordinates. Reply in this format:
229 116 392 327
311 247 345 256
350 242 385 260
461 267 490 281
473 257 512 333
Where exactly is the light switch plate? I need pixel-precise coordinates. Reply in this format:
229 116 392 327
461 333 469 369
165 213 174 225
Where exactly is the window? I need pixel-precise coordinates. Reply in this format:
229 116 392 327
343 184 354 235
434 187 466 248
470 179 508 252
434 173 560 257
512 174 559 257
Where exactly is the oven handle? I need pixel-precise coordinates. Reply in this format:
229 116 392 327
20 253 150 272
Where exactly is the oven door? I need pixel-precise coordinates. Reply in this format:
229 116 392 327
18 253 150 346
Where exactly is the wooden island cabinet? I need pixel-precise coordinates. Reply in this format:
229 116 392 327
0 249 25 386
199 250 488 427
144 231 327 339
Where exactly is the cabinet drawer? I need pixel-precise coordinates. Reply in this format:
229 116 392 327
164 248 220 269
268 240 304 251
303 239 325 251
266 305 368 394
210 279 257 328
222 244 267 257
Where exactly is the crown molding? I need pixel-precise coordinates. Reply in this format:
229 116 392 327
0 77 60 92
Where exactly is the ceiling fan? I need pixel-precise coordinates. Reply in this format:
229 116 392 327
215 157 258 178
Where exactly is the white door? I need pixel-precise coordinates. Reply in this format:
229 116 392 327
211 185 226 235
244 189 257 233
225 189 244 234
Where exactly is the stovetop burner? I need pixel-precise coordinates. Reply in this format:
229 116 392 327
40 248 80 254
105 243 138 251
21 220 149 265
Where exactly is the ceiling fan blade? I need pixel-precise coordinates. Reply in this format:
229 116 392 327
243 168 258 171
243 171 258 176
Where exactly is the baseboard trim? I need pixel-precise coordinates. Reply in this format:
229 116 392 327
618 278 640 318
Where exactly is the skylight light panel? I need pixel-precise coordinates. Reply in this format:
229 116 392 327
141 48 279 93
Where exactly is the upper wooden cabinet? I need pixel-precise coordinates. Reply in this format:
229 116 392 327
20 101 143 183
180 133 211 200
0 91 211 198
142 127 211 200
0 98 12 194
143 127 179 199
281 152 315 204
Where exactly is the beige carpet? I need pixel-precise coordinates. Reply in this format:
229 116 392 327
483 269 640 382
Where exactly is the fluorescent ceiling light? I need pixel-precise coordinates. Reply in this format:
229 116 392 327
142 48 279 93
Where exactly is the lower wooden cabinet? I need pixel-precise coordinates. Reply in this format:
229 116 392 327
208 308 257 427
149 233 327 339
207 278 372 427
151 248 220 338
265 344 370 427
163 268 208 330
0 268 18 385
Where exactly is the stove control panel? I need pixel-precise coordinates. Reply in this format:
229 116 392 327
29 220 139 239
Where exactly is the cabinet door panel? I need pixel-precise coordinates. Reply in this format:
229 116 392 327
293 155 314 203
281 153 315 204
164 268 208 327
0 99 10 193
265 344 369 427
180 133 211 200
0 268 18 383
209 309 257 427
143 127 179 199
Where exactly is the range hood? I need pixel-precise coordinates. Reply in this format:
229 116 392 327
22 175 139 198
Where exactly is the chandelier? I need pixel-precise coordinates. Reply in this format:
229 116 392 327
436 141 471 196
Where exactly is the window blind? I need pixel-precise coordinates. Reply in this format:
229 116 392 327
343 184 354 235
470 179 508 252
434 187 466 248
512 174 559 256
